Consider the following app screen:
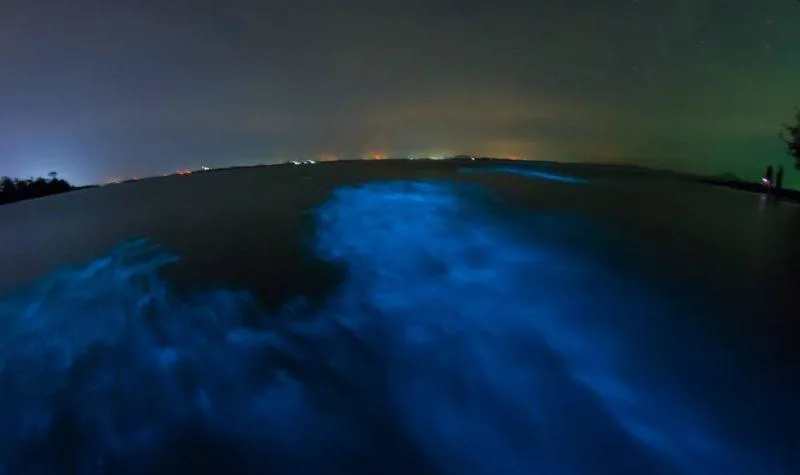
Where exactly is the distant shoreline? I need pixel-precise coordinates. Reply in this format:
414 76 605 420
37 157 800 206
695 177 800 203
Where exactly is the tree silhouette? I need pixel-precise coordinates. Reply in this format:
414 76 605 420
781 109 800 171
0 172 74 206
783 0 800 171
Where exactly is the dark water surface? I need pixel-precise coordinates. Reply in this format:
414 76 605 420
0 160 797 474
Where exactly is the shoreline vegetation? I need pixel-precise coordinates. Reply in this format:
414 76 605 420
0 174 74 206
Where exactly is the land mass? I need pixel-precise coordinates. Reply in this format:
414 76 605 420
695 175 800 204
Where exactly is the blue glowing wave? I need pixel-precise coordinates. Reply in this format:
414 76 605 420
461 166 591 184
0 181 785 474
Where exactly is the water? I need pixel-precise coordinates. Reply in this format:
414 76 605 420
0 162 797 474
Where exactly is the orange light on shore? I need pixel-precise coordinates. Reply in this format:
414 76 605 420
361 151 388 160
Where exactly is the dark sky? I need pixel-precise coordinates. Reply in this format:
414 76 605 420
1 0 799 185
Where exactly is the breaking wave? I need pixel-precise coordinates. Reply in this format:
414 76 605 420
0 181 786 474
460 166 591 184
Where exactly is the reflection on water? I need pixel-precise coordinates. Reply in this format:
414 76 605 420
0 181 792 474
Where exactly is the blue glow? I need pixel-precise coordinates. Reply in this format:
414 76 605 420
461 166 591 184
0 181 788 474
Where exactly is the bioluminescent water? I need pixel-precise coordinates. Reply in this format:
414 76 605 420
0 180 792 474
461 166 592 184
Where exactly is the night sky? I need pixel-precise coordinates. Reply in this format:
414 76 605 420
1 0 799 186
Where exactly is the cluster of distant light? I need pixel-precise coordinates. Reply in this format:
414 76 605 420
175 165 211 176
102 155 523 186
281 154 504 168
291 156 483 165
104 165 213 185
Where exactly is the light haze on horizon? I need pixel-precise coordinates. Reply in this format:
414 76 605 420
1 0 799 186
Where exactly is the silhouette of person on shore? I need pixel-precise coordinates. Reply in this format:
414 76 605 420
776 165 785 191
764 165 774 188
